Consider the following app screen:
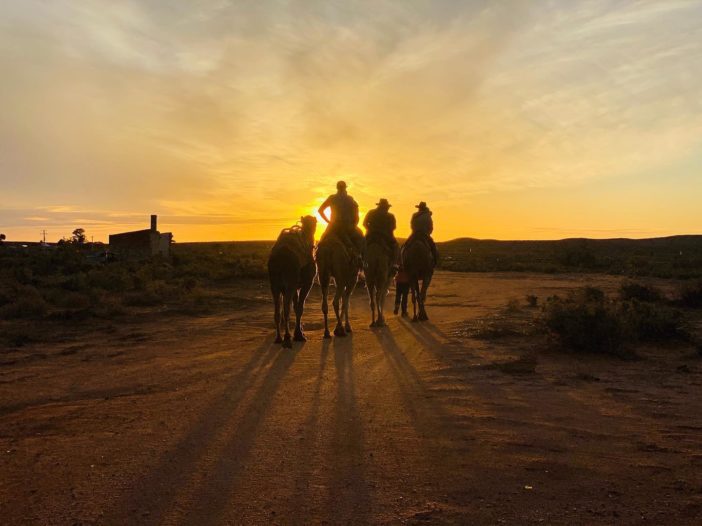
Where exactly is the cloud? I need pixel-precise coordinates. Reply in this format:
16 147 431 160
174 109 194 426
1 0 701 241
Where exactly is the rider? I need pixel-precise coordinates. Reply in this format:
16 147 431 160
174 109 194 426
318 180 365 265
363 198 399 271
406 201 438 266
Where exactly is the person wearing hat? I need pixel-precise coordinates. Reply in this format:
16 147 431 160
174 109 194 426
318 180 365 264
407 201 437 265
363 198 399 270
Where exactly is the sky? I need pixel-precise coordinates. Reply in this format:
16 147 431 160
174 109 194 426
1 0 701 242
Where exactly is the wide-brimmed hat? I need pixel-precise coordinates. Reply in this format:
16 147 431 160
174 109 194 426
376 198 391 208
415 201 427 209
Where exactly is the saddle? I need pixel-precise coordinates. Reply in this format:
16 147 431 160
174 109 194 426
366 231 395 259
274 225 313 267
318 231 363 269
403 233 435 265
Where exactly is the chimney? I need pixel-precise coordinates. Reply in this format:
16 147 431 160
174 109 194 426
150 214 158 232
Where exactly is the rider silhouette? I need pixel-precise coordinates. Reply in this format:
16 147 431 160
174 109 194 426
363 198 399 270
318 181 365 264
406 201 438 265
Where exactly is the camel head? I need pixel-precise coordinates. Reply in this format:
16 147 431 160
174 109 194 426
300 215 317 240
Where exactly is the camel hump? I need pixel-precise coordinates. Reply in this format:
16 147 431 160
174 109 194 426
404 233 431 252
273 226 312 267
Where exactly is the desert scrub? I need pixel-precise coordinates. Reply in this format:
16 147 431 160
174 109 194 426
619 281 662 303
0 285 49 319
678 280 702 308
619 300 684 342
543 288 624 355
543 287 686 356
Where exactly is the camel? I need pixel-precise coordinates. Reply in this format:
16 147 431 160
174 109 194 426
402 237 434 321
365 240 393 327
267 215 317 348
316 235 360 338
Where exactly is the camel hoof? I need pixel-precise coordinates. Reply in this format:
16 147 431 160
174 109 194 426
419 312 429 321
412 315 419 322
282 337 293 349
370 321 377 328
323 330 332 339
345 324 352 333
334 326 347 337
376 319 385 327
293 332 306 342
274 335 283 344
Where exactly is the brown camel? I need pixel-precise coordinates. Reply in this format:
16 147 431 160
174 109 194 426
402 237 434 321
267 216 317 348
365 240 393 327
316 236 360 338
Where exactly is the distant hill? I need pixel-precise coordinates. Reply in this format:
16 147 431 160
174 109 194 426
437 235 702 278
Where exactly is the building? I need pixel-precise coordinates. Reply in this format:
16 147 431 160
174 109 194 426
108 215 173 260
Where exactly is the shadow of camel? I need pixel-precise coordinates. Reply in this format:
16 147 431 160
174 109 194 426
103 337 296 524
175 343 302 524
288 338 331 522
320 334 371 524
372 327 454 438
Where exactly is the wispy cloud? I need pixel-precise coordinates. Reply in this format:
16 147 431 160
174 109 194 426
1 0 701 241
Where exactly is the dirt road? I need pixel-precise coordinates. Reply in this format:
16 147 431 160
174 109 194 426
2 272 702 524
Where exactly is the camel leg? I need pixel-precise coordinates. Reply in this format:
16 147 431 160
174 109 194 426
411 279 420 322
376 285 386 327
282 288 294 348
333 285 346 337
418 275 432 321
321 276 331 339
294 281 312 341
273 291 282 343
344 280 355 333
368 284 377 327
292 290 305 342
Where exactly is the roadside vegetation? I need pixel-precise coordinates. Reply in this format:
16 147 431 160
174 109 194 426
438 236 702 279
541 283 692 357
0 241 270 348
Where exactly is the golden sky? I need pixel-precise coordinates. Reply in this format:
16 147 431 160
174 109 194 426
1 1 701 242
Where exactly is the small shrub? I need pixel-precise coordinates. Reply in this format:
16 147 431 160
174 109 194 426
93 298 127 318
620 281 662 303
679 280 702 308
543 289 624 355
620 300 684 342
43 287 92 310
543 287 687 356
87 267 131 292
506 298 521 312
61 273 88 292
526 295 538 308
0 287 49 319
123 289 163 307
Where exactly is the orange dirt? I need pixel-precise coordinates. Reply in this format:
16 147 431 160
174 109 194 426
1 272 701 525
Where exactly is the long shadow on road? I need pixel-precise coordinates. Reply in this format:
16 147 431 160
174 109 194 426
325 334 371 525
288 338 331 522
103 337 285 525
174 343 302 525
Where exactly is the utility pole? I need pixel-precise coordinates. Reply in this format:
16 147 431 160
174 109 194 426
41 230 47 243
